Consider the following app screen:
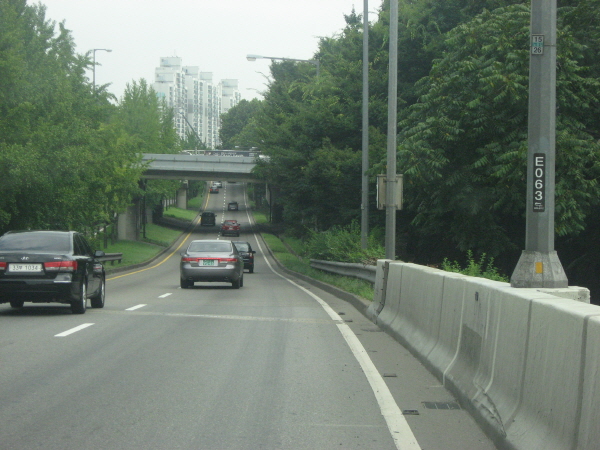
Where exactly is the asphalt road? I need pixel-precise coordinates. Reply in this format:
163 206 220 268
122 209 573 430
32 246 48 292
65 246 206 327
0 182 497 450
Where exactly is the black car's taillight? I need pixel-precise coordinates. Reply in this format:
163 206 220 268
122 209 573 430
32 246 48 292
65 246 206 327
0 262 6 271
44 260 77 272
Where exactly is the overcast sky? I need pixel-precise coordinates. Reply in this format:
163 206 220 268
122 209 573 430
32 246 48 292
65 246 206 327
39 0 373 102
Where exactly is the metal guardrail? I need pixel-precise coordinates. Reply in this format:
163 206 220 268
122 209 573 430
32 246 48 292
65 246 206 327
98 253 123 265
309 259 377 284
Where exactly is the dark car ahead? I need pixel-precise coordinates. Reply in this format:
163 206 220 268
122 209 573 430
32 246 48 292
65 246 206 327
0 230 106 314
232 241 256 273
201 211 217 226
227 201 239 211
180 239 244 289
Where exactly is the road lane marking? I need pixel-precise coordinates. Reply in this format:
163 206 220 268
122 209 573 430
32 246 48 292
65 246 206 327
253 235 421 450
118 308 334 324
158 293 172 298
126 304 147 311
55 323 94 337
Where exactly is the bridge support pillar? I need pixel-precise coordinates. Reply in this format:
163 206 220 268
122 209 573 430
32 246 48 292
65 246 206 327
118 200 140 241
177 187 187 209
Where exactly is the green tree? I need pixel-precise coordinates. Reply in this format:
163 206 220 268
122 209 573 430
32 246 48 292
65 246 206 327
0 0 120 231
114 79 182 212
219 98 263 149
394 4 600 263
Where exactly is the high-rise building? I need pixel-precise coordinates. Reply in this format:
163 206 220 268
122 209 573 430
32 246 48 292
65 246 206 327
153 57 240 149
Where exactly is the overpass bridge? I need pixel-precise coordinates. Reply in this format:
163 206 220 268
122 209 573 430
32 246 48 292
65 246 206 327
117 153 265 241
141 153 260 183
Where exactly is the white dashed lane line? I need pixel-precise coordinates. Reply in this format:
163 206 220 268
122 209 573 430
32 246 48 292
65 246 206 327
126 304 147 311
55 323 94 337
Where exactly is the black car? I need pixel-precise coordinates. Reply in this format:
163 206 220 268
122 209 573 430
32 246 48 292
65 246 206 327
0 230 106 314
228 202 239 211
201 211 217 226
232 241 256 273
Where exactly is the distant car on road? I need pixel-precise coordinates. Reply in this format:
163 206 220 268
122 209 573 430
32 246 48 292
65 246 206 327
180 239 244 289
200 211 217 226
214 181 223 188
209 185 219 194
0 230 106 314
228 201 239 211
221 219 240 237
232 241 256 273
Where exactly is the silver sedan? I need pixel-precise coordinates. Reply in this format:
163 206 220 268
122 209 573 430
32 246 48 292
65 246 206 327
180 240 244 289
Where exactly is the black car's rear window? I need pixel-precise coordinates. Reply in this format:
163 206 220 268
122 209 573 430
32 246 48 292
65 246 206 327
0 232 71 252
188 241 232 253
233 242 249 251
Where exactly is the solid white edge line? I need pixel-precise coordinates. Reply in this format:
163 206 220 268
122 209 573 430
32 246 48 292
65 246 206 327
251 232 421 450
337 323 421 449
126 304 147 311
55 323 94 337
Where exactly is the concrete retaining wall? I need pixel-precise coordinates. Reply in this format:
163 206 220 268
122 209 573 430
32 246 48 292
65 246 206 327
367 261 600 450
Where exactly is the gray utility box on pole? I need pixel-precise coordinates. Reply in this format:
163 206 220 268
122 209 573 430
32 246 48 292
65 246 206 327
377 174 403 211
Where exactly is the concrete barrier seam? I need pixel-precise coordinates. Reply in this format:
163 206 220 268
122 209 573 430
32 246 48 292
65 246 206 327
443 280 466 386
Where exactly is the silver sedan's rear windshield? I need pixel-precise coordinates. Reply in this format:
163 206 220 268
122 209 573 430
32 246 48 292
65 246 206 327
188 242 232 253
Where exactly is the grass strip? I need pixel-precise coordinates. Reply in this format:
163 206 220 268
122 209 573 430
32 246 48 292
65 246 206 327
261 233 373 301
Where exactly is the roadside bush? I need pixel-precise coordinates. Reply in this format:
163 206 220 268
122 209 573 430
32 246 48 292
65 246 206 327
441 250 509 282
305 222 384 265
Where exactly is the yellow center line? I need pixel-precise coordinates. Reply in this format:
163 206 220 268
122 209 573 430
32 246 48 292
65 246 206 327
107 192 211 280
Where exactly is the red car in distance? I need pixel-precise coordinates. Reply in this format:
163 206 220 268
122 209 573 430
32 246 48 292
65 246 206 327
221 220 240 237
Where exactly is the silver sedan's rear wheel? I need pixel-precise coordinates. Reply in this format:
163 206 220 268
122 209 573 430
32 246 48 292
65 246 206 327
231 275 242 289
10 300 24 308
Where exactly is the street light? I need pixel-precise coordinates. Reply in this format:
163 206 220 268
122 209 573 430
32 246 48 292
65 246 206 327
246 54 320 77
92 48 112 94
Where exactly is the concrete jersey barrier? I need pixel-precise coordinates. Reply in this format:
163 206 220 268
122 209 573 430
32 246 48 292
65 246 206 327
367 260 600 450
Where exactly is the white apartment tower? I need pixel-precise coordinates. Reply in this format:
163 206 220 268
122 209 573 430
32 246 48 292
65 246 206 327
153 57 240 149
153 57 187 139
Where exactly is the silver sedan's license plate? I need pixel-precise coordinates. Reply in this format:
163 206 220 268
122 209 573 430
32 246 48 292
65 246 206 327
202 260 217 266
9 263 43 272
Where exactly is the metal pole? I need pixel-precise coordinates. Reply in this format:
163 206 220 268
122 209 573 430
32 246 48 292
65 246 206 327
511 0 567 287
385 0 398 260
92 50 96 94
92 49 111 95
361 0 369 250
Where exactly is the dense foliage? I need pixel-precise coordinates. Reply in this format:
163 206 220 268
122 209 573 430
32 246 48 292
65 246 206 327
3 0 600 296
226 0 600 295
0 0 180 234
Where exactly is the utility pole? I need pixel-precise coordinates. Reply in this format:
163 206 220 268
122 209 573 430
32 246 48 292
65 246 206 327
361 0 369 250
92 48 112 94
384 0 398 260
511 0 568 288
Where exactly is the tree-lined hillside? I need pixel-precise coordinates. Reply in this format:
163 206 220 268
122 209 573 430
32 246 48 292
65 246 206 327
222 0 600 295
0 0 180 234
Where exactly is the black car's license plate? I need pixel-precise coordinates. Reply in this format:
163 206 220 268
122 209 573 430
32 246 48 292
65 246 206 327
9 263 43 272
